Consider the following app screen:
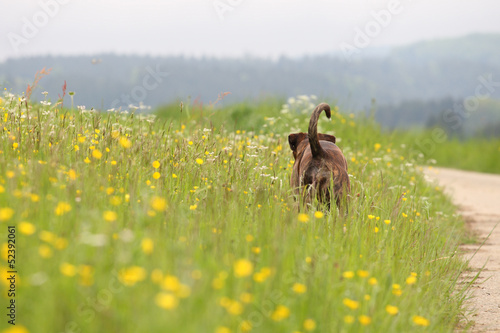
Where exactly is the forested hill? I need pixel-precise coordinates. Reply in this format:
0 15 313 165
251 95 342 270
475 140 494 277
1 33 499 135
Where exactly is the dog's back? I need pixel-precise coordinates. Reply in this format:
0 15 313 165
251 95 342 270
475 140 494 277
289 103 350 209
301 140 350 207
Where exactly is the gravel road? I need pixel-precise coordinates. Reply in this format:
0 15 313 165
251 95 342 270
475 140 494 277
424 167 500 332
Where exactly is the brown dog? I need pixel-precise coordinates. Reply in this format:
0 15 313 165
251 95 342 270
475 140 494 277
288 103 350 210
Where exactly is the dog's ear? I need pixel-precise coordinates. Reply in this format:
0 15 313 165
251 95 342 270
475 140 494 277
318 133 336 144
288 133 307 152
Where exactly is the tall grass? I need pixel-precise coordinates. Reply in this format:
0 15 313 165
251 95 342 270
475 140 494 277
394 127 500 175
425 137 500 174
0 93 469 332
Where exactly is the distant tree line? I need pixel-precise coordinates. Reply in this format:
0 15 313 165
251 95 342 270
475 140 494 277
1 33 499 137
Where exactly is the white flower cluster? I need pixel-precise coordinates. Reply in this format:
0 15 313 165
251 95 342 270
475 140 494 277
280 95 318 115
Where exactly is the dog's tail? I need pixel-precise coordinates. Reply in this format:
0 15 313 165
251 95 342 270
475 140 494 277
308 103 331 158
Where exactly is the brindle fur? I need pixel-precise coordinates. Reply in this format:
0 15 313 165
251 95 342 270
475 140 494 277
288 103 350 210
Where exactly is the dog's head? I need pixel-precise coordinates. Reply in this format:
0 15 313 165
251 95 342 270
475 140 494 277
288 132 336 160
288 132 307 160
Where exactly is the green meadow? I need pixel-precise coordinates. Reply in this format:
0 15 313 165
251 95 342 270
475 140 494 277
0 93 477 332
419 138 500 175
397 129 500 175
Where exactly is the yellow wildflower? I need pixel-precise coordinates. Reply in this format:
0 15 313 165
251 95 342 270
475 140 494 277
54 202 71 216
110 196 122 206
226 300 243 315
406 275 417 285
251 246 261 254
357 270 370 278
155 293 178 310
150 196 167 212
103 211 117 222
141 238 154 254
304 319 316 331
240 320 252 332
412 315 430 326
215 327 230 333
151 269 163 284
386 304 399 315
253 267 271 282
298 213 309 223
39 244 53 258
271 305 290 321
392 284 403 296
19 222 36 235
60 263 77 277
212 277 225 290
342 271 354 279
68 169 77 180
119 136 132 148
162 275 181 292
92 149 102 159
39 230 56 243
234 259 253 278
2 325 29 333
240 292 253 303
0 208 15 221
343 298 359 310
119 266 147 286
359 315 371 325
54 237 68 250
292 282 307 294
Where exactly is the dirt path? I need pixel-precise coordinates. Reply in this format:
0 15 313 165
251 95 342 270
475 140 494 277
424 167 500 332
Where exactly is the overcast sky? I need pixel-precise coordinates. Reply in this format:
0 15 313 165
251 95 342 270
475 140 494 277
1 0 499 61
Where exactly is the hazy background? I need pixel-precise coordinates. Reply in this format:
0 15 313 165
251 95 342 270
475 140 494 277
1 0 500 137
1 0 499 60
